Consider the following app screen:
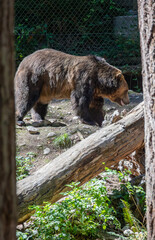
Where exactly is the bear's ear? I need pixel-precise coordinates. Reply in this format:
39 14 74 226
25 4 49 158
116 72 122 78
93 55 106 64
115 72 123 82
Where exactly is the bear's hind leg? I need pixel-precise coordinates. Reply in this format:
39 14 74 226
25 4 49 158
31 102 48 123
16 89 41 126
15 70 43 126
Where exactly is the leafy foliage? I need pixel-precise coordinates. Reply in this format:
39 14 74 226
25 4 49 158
122 200 140 231
16 152 36 180
53 133 72 149
16 169 146 239
14 23 54 66
17 179 120 239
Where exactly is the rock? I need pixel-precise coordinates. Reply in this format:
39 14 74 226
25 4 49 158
43 148 51 155
16 224 24 231
16 125 23 129
51 121 66 127
47 132 56 138
73 116 79 120
123 229 134 237
24 116 31 120
19 143 26 147
32 119 52 127
122 225 130 231
43 120 53 126
106 106 116 111
17 120 26 126
83 126 90 129
27 126 39 134
37 144 42 149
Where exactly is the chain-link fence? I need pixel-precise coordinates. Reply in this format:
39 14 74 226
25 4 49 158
15 0 141 90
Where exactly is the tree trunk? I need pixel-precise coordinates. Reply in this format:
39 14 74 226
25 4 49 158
0 1 16 239
17 102 144 223
137 1 155 239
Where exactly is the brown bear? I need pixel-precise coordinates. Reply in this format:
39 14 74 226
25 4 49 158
15 48 129 127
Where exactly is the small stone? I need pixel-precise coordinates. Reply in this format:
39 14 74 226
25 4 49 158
47 132 56 138
73 116 79 120
122 225 130 231
19 143 26 147
107 106 116 111
83 126 90 129
67 112 71 115
17 120 26 126
16 125 23 129
51 121 66 127
32 119 52 127
37 144 42 148
27 126 39 134
43 148 51 155
123 229 133 237
16 224 24 231
24 116 31 120
43 120 52 126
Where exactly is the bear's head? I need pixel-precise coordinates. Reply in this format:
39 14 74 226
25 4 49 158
94 56 129 106
105 72 129 106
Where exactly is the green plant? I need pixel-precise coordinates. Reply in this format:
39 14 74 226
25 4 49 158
16 152 36 180
121 200 147 240
132 77 142 92
106 168 146 227
53 133 72 149
16 231 29 240
15 23 54 66
17 179 120 239
16 169 146 240
122 200 141 232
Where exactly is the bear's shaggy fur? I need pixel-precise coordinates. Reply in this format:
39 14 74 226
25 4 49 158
15 49 129 126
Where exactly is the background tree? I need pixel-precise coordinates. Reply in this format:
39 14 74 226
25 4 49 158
137 0 155 239
0 1 16 239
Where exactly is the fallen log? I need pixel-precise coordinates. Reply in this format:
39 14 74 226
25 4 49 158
17 102 144 223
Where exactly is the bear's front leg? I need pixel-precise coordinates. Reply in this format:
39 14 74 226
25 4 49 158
89 97 105 127
71 90 97 126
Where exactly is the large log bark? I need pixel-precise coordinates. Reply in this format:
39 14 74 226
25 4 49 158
138 1 155 239
17 102 144 223
0 1 16 239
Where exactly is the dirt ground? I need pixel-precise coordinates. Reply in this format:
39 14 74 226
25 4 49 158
16 90 143 174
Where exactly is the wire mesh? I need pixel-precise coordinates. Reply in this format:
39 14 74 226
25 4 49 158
15 0 140 68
